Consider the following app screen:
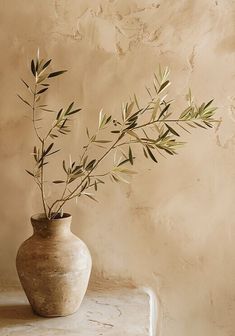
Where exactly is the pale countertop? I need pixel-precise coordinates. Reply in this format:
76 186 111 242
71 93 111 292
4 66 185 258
0 281 150 336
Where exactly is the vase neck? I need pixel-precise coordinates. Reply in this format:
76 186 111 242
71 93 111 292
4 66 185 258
31 213 72 238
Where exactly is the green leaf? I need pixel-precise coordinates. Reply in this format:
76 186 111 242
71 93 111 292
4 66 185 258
17 94 31 107
48 70 67 78
62 160 67 173
203 121 213 128
116 168 137 175
204 99 214 109
65 102 74 115
145 86 153 99
42 59 52 70
129 146 133 165
143 147 148 158
67 108 81 115
193 121 207 129
56 108 63 120
134 93 140 109
112 173 130 184
50 134 58 139
165 124 180 137
117 158 130 167
186 122 196 128
94 139 112 143
177 122 191 134
20 78 29 88
98 109 107 129
31 60 36 76
44 143 54 155
111 174 120 183
84 193 98 202
146 146 158 163
125 121 137 130
151 98 160 121
157 80 170 94
158 103 170 120
33 146 38 162
86 159 96 171
40 108 56 112
46 149 60 156
25 169 34 177
37 87 48 95
105 115 112 124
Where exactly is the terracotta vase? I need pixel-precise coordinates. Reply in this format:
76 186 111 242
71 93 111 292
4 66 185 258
16 213 92 317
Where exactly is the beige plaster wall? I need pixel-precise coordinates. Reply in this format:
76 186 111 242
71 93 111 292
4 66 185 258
0 0 235 335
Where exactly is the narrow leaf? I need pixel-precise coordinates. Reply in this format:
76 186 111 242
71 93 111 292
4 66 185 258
193 121 207 129
44 143 54 155
25 169 34 177
86 159 96 171
85 194 98 202
67 108 81 115
158 80 170 94
94 139 112 143
158 104 170 120
48 70 67 78
37 87 48 95
134 93 140 109
31 60 36 76
65 102 74 115
165 124 180 137
129 146 133 165
204 99 214 109
62 160 67 173
42 59 52 70
17 94 31 107
20 78 29 88
146 146 158 163
143 147 148 158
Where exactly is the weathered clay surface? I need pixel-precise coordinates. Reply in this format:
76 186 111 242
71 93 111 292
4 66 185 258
16 214 92 317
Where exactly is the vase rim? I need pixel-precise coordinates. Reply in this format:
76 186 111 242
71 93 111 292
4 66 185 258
31 213 72 222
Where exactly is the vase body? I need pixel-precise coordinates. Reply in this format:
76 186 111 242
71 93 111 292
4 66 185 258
16 213 92 317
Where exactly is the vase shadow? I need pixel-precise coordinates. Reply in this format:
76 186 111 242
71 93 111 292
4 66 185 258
0 303 42 327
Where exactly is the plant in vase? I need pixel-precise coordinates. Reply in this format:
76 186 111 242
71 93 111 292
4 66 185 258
16 51 218 317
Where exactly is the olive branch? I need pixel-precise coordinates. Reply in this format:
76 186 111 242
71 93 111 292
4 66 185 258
18 51 219 219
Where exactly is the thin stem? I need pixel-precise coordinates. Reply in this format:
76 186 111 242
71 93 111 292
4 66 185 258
40 140 48 218
133 118 218 131
32 82 48 217
49 173 69 218
32 84 43 143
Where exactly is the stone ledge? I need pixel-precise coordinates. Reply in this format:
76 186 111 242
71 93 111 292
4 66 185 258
0 284 150 336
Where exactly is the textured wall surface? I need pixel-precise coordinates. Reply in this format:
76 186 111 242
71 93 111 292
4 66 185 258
0 1 235 335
